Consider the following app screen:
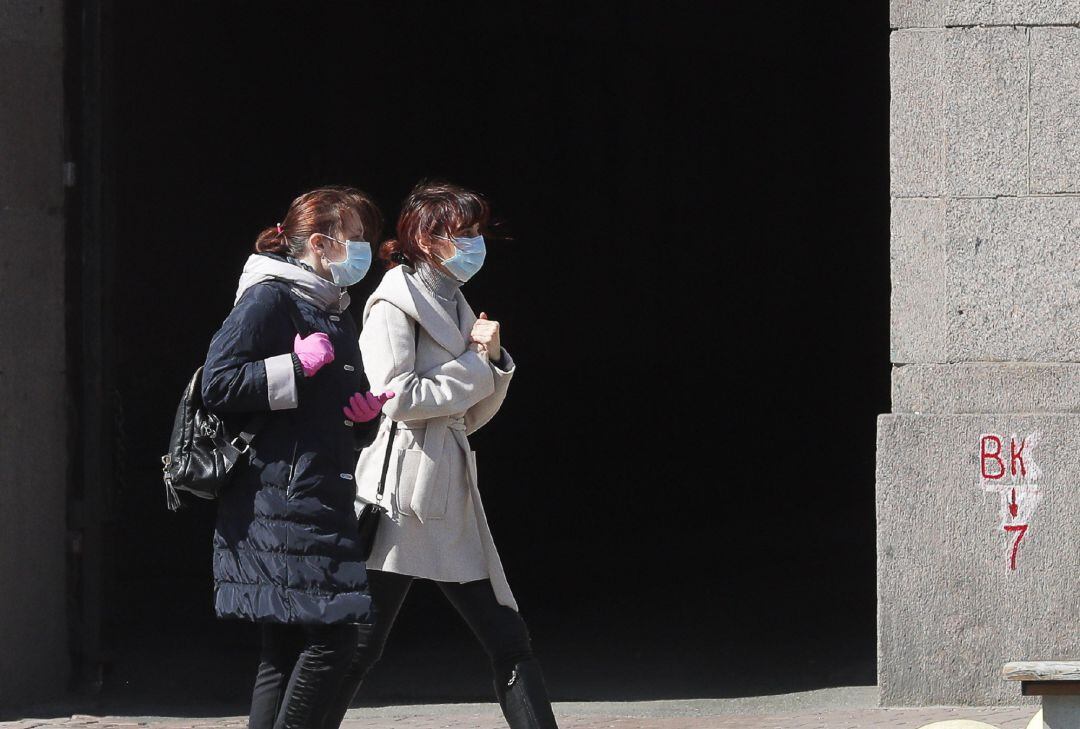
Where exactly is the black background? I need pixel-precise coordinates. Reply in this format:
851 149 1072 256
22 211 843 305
101 0 888 711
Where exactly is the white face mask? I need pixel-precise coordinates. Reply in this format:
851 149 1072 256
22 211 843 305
435 234 487 282
317 234 373 286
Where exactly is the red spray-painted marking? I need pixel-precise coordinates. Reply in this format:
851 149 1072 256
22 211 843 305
981 435 1004 480
981 435 1030 481
977 432 1041 572
1003 524 1028 571
1010 437 1028 477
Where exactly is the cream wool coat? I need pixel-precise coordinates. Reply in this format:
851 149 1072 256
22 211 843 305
353 264 519 610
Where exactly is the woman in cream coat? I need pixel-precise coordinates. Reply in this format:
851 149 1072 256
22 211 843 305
319 182 559 729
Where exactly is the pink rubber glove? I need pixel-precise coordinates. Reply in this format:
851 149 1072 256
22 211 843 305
293 332 335 377
343 391 395 423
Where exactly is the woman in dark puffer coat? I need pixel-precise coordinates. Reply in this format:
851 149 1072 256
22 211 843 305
201 187 393 729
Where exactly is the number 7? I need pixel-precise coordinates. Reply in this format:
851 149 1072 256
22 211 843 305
1003 524 1028 571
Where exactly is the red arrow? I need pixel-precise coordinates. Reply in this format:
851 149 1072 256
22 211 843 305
1008 488 1018 518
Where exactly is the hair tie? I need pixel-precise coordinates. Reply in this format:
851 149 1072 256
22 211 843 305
276 222 284 235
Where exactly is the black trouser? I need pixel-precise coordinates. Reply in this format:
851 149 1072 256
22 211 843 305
249 621 362 729
321 570 558 729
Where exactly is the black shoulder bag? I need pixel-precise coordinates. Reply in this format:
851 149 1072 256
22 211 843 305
356 319 420 559
161 286 308 511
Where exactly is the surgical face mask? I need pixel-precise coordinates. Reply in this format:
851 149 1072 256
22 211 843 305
319 235 372 286
437 234 486 282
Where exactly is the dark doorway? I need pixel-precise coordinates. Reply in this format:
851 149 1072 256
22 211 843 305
89 0 888 713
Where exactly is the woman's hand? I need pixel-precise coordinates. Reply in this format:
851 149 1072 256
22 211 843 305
469 312 501 357
343 391 395 423
293 332 335 377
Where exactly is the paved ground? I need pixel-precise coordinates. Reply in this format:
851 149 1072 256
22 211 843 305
0 687 1041 729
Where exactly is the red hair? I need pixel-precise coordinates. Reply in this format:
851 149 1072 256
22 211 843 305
254 187 383 257
379 181 491 269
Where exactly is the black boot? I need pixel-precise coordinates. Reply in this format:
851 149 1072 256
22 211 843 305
494 658 559 729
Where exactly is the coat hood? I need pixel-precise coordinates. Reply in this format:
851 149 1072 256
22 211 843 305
363 264 474 356
234 253 351 313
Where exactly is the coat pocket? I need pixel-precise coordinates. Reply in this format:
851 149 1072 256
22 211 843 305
392 449 424 517
409 446 455 522
393 447 452 521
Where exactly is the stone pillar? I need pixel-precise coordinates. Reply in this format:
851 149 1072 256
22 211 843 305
0 0 70 706
880 1 1080 706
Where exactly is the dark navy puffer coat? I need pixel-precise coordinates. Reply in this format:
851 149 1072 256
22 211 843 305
202 258 374 624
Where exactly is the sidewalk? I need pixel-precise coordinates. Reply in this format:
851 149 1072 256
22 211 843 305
0 688 1041 729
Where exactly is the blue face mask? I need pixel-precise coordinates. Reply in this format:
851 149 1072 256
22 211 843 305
320 236 372 286
438 234 487 282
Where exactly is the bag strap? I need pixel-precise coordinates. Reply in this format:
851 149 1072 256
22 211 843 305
374 319 421 504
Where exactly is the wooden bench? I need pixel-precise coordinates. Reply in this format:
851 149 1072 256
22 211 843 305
1003 661 1080 729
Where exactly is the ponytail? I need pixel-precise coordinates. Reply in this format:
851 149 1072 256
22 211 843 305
254 223 294 255
378 237 411 268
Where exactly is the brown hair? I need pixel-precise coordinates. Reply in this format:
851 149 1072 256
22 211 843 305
254 187 383 258
379 181 491 269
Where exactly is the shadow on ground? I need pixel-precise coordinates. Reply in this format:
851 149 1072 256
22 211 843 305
2 570 875 720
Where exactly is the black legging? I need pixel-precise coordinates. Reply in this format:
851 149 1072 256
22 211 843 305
249 622 361 729
321 569 558 729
